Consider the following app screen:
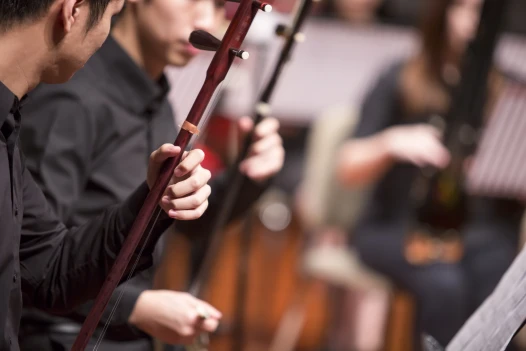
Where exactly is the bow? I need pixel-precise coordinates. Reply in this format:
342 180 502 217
70 0 269 349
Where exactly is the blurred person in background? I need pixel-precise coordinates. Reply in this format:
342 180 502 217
316 0 428 26
317 0 387 24
18 0 284 350
336 0 525 349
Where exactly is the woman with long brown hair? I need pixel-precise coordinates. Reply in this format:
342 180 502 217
337 0 525 348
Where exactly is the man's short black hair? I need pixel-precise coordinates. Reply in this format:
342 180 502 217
0 0 112 32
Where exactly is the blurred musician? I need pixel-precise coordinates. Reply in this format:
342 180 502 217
18 0 284 350
317 0 386 24
337 0 525 348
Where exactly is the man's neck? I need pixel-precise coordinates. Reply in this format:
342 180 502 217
0 24 48 99
111 16 166 81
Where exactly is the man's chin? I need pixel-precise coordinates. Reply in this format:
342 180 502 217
167 55 193 68
167 59 191 68
42 71 75 85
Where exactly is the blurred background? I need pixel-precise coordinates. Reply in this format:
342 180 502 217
154 0 526 350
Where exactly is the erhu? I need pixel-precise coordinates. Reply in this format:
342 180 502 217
69 0 270 349
405 0 510 265
184 0 317 350
188 0 317 300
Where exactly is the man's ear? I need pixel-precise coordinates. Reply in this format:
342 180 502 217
60 0 84 33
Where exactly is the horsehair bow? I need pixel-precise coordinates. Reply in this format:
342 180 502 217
188 0 318 300
70 0 270 349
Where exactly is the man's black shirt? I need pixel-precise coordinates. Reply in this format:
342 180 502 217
0 79 165 350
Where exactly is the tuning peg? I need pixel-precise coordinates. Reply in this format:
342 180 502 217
275 24 289 38
226 0 272 12
256 1 272 12
275 24 306 42
189 30 221 52
231 49 250 60
294 33 306 42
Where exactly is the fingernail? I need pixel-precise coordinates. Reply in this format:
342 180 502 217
169 210 179 217
174 168 184 177
162 196 170 203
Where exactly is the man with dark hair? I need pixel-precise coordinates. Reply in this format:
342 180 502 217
0 0 213 350
17 0 285 350
0 0 111 30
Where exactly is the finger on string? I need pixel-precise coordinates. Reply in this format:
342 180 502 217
241 165 278 182
162 184 212 212
241 147 284 173
174 149 205 177
240 117 280 156
240 148 284 178
247 133 283 157
167 167 212 199
238 117 280 147
253 117 280 139
168 200 209 220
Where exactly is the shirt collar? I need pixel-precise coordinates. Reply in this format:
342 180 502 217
97 35 170 115
0 82 22 126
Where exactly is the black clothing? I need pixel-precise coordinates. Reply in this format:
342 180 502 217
18 36 265 349
350 63 524 348
0 78 168 350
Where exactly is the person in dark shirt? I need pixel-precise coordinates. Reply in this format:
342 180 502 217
17 0 285 350
0 0 214 350
337 0 524 349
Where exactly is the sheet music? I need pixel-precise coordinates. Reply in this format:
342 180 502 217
466 80 526 200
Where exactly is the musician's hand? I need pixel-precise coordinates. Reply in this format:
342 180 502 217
382 124 451 168
148 144 212 220
238 116 285 182
129 290 222 345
